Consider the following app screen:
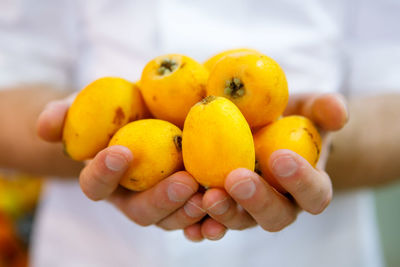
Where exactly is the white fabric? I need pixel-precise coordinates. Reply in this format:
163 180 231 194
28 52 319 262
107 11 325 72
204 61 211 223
345 0 400 96
0 0 77 88
32 180 383 267
1 0 398 266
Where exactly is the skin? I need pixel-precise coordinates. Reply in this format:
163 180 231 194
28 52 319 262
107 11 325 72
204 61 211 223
35 90 346 241
0 86 83 177
2 86 399 242
326 94 400 189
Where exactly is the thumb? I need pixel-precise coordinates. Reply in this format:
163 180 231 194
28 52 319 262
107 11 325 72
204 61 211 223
36 93 76 142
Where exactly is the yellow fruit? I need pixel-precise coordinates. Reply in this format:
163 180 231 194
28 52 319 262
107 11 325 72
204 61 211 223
203 48 261 71
254 115 322 193
109 119 183 191
207 53 288 128
183 96 255 188
131 81 151 120
63 77 148 161
140 54 209 128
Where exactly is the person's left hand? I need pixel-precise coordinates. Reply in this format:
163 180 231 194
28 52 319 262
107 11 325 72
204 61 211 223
184 93 348 241
36 94 207 232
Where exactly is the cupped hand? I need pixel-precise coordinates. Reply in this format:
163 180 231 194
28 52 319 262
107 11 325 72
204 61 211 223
81 146 205 229
184 93 348 242
36 96 206 231
37 92 348 242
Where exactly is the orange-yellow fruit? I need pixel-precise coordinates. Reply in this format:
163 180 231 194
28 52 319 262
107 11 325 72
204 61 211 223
109 119 183 191
140 54 208 127
182 96 255 188
254 115 322 193
63 77 148 161
203 48 261 71
207 53 288 128
131 81 151 120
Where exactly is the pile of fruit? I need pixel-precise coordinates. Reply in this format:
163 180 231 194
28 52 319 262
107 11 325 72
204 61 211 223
63 48 321 193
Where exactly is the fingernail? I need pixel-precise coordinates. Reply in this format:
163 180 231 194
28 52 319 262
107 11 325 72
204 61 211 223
229 178 256 200
207 198 229 215
272 156 298 177
184 201 205 218
105 153 128 172
168 182 194 202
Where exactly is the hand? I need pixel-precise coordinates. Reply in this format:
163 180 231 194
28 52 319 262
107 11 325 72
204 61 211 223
36 96 206 231
184 93 348 242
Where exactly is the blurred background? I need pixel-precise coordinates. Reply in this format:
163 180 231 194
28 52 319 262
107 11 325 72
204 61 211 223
375 182 400 267
0 173 42 267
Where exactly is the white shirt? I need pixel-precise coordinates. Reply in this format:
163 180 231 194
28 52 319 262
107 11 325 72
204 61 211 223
1 0 399 266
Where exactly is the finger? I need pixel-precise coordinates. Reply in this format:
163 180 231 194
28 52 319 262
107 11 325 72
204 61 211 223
269 149 332 214
285 93 348 131
284 93 314 115
37 93 76 142
108 171 198 226
80 145 133 201
306 93 348 131
225 168 298 232
184 223 204 242
200 217 227 241
156 193 206 230
37 100 70 142
203 188 256 230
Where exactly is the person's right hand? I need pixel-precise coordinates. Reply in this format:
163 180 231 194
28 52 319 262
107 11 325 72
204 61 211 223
36 96 207 231
183 93 349 242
